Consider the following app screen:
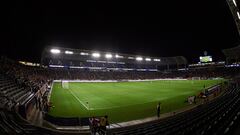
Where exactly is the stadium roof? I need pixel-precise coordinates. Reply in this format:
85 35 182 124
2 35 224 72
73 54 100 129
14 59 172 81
41 46 188 66
222 45 240 59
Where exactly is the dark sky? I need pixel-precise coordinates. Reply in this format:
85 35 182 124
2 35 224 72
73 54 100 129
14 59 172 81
3 0 240 63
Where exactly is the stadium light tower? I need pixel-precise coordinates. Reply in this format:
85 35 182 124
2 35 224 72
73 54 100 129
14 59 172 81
50 49 61 54
136 57 143 61
105 54 112 59
92 52 100 58
65 50 73 54
145 58 151 61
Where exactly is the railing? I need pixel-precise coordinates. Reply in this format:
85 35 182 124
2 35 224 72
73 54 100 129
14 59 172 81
44 113 90 126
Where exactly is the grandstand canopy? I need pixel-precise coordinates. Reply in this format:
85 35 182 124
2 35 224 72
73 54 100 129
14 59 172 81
227 0 240 36
41 46 188 71
222 45 240 64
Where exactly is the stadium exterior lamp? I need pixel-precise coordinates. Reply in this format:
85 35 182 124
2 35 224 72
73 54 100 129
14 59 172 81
136 57 143 61
92 52 100 58
65 50 73 54
50 49 61 54
145 58 151 61
105 54 113 59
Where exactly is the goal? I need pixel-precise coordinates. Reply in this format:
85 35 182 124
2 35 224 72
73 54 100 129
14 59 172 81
61 80 69 89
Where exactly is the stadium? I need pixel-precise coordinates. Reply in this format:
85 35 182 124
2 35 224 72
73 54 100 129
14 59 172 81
1 0 240 135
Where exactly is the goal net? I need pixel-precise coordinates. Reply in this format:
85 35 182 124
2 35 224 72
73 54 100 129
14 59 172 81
62 80 69 89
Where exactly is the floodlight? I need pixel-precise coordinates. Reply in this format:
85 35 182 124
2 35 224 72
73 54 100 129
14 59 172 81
233 0 237 7
136 57 143 61
209 57 213 62
92 52 100 58
237 11 240 20
115 54 124 58
105 54 112 59
65 50 73 54
153 59 161 62
145 58 151 61
50 49 61 54
80 52 89 55
128 57 134 59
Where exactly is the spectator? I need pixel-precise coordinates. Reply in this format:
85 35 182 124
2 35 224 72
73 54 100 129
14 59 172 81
157 102 161 118
89 116 99 135
99 115 109 135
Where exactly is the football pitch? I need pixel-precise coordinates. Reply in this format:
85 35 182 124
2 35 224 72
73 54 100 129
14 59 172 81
48 79 223 123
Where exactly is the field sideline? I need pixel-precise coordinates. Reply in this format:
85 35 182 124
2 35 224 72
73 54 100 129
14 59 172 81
48 79 223 123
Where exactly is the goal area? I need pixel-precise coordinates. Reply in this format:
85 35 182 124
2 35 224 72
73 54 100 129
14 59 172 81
61 80 69 89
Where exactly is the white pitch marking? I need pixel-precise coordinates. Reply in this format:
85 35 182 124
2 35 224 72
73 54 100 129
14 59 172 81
68 89 90 110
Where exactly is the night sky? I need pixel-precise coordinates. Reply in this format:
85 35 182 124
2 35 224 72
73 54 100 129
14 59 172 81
3 0 240 63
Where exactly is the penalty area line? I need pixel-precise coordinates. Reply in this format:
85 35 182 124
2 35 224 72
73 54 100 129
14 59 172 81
68 89 91 110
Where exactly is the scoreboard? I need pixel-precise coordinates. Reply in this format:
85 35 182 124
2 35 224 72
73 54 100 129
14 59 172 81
199 56 212 63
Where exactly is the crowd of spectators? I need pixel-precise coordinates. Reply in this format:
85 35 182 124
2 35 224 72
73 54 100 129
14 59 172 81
0 58 49 93
1 56 240 92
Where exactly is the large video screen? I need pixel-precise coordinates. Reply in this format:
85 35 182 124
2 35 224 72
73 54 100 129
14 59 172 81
199 56 212 63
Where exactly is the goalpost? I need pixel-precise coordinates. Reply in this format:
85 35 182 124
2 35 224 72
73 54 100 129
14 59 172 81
61 80 69 89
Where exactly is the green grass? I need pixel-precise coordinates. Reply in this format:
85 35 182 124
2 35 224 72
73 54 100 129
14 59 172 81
48 79 223 123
